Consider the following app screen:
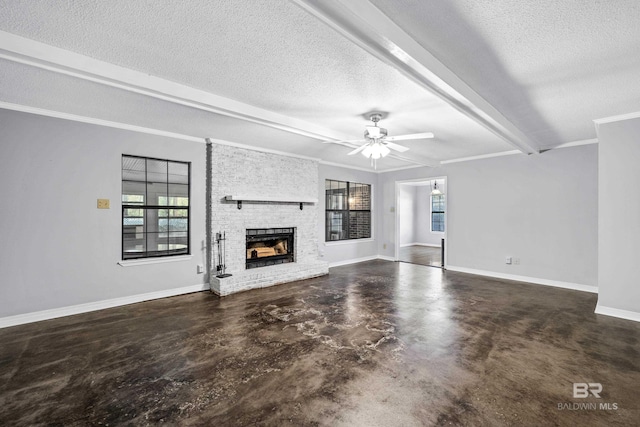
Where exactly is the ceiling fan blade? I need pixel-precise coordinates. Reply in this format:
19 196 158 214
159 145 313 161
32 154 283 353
321 138 366 144
384 141 410 153
385 132 435 142
347 144 368 155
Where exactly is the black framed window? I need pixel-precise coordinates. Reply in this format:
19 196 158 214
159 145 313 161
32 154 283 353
431 194 445 232
325 179 371 241
122 155 190 259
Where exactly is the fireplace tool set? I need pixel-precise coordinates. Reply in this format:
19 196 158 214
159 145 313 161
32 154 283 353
215 231 232 278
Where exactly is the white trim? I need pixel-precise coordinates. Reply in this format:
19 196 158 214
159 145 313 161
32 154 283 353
318 160 378 173
0 31 351 143
325 238 375 246
319 159 429 174
594 111 640 125
377 255 395 262
401 243 441 248
440 150 521 165
0 284 209 329
0 102 323 163
395 176 448 265
329 255 378 268
446 265 598 294
118 255 193 267
540 138 599 150
376 164 430 174
0 101 203 143
594 304 640 323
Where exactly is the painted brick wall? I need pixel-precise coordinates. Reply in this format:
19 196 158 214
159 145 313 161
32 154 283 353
210 144 327 294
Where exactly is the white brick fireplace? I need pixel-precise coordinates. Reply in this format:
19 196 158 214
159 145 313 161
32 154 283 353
209 143 328 296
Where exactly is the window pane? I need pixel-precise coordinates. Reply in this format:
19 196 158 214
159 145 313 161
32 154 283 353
349 211 371 239
168 218 188 232
349 182 371 210
168 161 189 184
432 212 445 232
146 232 168 254
124 208 144 217
145 208 161 233
326 210 348 240
123 230 145 258
122 156 146 182
146 159 168 183
168 183 189 200
122 181 146 202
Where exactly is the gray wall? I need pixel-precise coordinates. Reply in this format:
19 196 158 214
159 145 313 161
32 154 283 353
318 163 378 265
378 145 598 286
0 110 207 318
597 117 640 315
398 185 416 245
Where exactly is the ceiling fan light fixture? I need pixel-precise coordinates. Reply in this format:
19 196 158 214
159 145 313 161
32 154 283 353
362 141 390 159
365 126 387 140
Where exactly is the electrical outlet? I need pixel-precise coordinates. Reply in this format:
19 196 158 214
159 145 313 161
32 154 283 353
97 198 110 209
505 256 512 265
383 243 387 249
197 264 204 274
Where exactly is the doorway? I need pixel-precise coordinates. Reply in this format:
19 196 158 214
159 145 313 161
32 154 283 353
395 177 447 268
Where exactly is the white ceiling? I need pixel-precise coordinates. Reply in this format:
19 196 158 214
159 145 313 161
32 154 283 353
0 0 638 171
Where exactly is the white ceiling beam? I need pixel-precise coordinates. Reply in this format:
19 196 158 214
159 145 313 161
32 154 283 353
0 31 354 143
292 0 540 155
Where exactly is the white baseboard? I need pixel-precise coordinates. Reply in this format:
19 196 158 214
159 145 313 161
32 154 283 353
377 255 395 262
400 243 441 248
595 304 640 323
329 255 378 268
446 265 598 294
0 283 210 329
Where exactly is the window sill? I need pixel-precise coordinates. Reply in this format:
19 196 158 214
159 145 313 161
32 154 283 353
325 238 374 246
118 255 193 267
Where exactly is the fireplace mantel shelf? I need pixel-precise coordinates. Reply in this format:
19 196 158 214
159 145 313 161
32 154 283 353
225 195 317 210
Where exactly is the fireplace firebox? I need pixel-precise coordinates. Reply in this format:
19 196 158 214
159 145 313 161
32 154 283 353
246 228 295 269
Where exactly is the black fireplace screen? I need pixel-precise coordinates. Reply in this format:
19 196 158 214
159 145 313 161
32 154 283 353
246 228 295 269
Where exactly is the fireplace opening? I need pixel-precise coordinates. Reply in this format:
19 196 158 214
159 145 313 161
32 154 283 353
246 228 295 269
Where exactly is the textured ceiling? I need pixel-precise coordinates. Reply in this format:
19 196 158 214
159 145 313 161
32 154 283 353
371 0 640 146
0 0 638 171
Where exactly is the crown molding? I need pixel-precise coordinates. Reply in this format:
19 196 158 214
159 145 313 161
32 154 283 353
539 138 599 150
440 150 521 165
0 102 323 163
0 31 352 143
593 111 640 125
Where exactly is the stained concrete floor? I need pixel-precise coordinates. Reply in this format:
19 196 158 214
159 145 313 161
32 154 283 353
1 260 639 426
399 245 442 268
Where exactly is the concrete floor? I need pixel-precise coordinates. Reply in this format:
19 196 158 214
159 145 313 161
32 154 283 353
399 245 442 268
1 260 639 426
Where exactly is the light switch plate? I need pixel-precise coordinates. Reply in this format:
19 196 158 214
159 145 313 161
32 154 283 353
97 199 110 209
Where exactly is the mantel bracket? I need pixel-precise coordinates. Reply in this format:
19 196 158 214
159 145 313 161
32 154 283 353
300 202 303 210
237 200 242 210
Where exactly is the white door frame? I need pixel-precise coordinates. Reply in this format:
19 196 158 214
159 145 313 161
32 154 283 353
394 176 448 268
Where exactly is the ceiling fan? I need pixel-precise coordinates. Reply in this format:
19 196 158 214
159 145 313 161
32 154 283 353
323 112 434 165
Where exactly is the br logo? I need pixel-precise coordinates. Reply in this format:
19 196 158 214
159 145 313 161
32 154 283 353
573 383 602 398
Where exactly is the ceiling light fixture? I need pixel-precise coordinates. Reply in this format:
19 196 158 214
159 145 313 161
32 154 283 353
362 140 391 159
431 180 442 195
